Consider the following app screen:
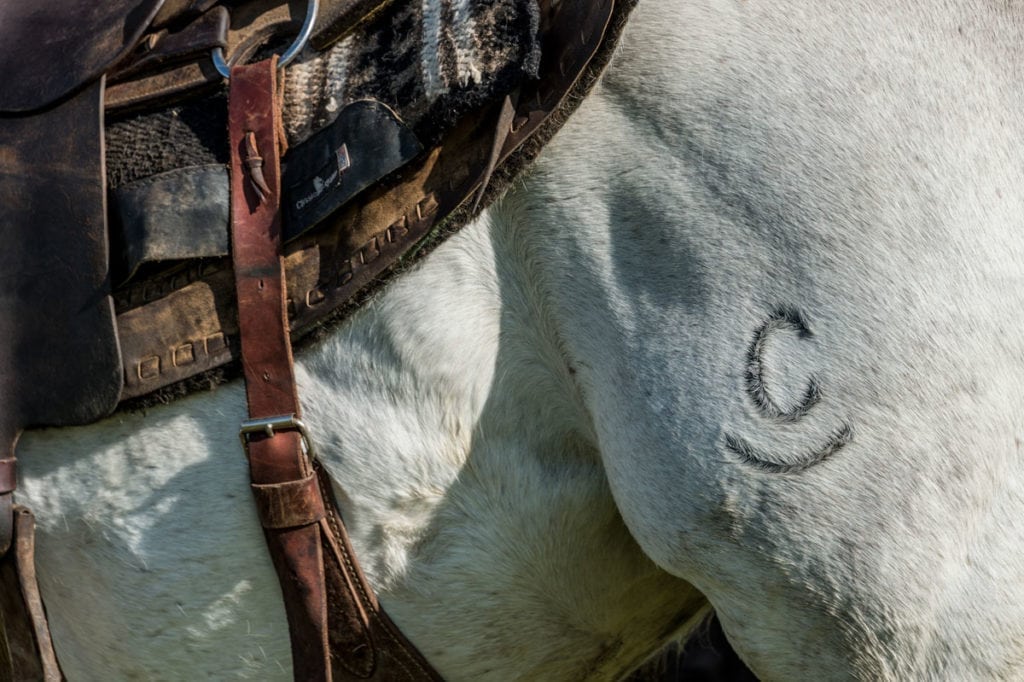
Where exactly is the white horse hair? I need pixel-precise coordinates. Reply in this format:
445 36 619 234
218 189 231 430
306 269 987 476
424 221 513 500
17 0 1024 678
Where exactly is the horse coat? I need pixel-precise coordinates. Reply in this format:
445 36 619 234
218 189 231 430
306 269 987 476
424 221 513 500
10 0 1024 679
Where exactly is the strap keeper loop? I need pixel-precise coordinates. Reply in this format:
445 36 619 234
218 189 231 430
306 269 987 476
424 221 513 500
252 473 326 529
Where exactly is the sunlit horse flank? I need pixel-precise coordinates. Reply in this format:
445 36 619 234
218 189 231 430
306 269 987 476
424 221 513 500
17 0 1024 678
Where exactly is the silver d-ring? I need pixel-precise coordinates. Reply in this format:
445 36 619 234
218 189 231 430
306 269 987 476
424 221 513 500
212 0 320 79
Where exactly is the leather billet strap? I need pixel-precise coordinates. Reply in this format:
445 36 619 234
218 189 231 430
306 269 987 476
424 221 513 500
229 56 332 680
0 508 63 682
228 58 440 681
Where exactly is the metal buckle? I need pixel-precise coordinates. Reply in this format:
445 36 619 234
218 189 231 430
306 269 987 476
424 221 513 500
212 0 320 79
238 414 318 460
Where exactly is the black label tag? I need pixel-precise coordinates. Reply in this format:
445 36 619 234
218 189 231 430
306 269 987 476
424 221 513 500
282 100 423 239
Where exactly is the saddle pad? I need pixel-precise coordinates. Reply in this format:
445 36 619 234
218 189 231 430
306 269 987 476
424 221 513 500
284 0 541 144
109 0 631 405
104 0 541 189
103 0 542 275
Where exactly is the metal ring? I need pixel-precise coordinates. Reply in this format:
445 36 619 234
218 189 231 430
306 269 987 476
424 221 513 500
212 0 320 79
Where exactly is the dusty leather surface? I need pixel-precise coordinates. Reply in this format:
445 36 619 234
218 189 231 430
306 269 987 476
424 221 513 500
229 57 332 681
0 81 123 432
0 77 121 682
110 6 229 82
115 164 232 279
108 0 379 112
252 474 327 528
310 0 395 51
0 1 165 113
0 459 15 556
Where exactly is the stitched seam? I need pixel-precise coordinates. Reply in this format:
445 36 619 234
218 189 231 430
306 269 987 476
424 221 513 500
317 504 376 678
321 498 418 680
317 471 427 680
321 490 418 680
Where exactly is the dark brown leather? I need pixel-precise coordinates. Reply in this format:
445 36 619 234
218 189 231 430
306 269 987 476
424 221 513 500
0 490 10 584
0 498 10 563
0 76 125 569
108 0 314 113
0 461 15 497
0 454 12 555
497 0 619 168
252 474 327 529
110 6 229 82
0 451 11 572
229 57 333 682
228 60 296 428
472 93 518 213
0 508 63 682
230 58 442 681
0 80 124 433
152 0 212 28
105 58 224 111
0 1 164 112
315 463 443 681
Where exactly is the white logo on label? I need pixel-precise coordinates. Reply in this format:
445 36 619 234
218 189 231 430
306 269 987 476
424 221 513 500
294 144 351 211
336 143 351 173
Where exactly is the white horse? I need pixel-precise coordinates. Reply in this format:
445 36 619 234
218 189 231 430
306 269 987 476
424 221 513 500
16 0 1024 678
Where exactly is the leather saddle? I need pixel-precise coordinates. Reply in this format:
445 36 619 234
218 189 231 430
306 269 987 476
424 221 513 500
0 0 631 678
0 0 621 427
0 0 394 440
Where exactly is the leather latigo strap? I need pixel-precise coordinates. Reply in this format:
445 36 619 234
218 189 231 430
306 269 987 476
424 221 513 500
229 56 327 679
229 59 440 681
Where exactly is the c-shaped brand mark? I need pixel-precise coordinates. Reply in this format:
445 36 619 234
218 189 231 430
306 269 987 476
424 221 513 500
726 308 853 474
